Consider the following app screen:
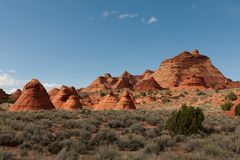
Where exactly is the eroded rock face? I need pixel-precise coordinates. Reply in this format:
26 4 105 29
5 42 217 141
180 75 208 90
81 74 118 92
9 79 55 111
48 88 60 100
134 77 163 92
81 71 139 92
142 69 154 79
62 95 82 110
116 91 136 110
94 92 118 110
152 50 238 90
113 77 133 89
51 86 82 110
0 89 7 103
81 49 240 92
9 89 22 102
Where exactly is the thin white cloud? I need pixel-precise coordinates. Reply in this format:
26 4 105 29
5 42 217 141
118 13 138 19
43 83 61 91
0 73 25 94
7 88 18 94
102 11 109 18
147 16 158 24
0 73 23 87
8 69 16 73
101 10 118 18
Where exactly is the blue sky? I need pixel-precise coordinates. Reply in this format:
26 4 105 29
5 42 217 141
0 0 240 93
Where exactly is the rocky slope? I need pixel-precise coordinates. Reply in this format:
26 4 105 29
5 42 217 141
81 49 240 92
152 49 240 90
51 86 82 110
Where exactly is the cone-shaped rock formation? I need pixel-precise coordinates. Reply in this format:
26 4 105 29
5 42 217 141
9 89 22 102
152 49 239 90
51 86 82 110
134 77 163 91
115 91 136 110
95 92 118 110
9 79 55 111
0 89 7 103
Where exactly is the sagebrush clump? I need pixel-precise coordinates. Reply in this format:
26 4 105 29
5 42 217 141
166 105 204 135
225 92 237 101
235 104 240 116
221 101 233 111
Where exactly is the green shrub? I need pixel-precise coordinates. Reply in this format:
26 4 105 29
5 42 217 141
140 92 146 97
184 140 201 152
130 123 145 135
235 104 240 116
225 92 237 101
161 97 170 103
93 147 121 160
91 129 117 146
0 150 15 160
107 120 125 129
145 135 174 154
48 139 88 155
196 91 206 96
166 105 204 135
0 132 23 146
221 101 233 111
117 136 144 151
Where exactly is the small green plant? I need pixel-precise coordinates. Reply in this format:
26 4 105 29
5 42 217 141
235 104 240 116
225 92 237 101
91 129 117 146
130 123 145 135
94 146 122 160
221 101 233 111
196 91 206 96
0 150 15 160
161 97 170 103
117 136 144 151
166 105 204 135
140 92 146 97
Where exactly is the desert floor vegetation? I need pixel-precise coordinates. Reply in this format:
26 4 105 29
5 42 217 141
0 105 240 160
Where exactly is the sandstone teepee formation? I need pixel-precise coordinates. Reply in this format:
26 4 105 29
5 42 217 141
81 49 240 92
9 79 55 111
9 89 22 102
115 91 136 110
152 49 240 90
62 95 82 110
134 77 163 92
141 69 154 79
94 92 118 110
48 88 60 100
0 89 7 103
51 86 82 110
95 91 136 110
